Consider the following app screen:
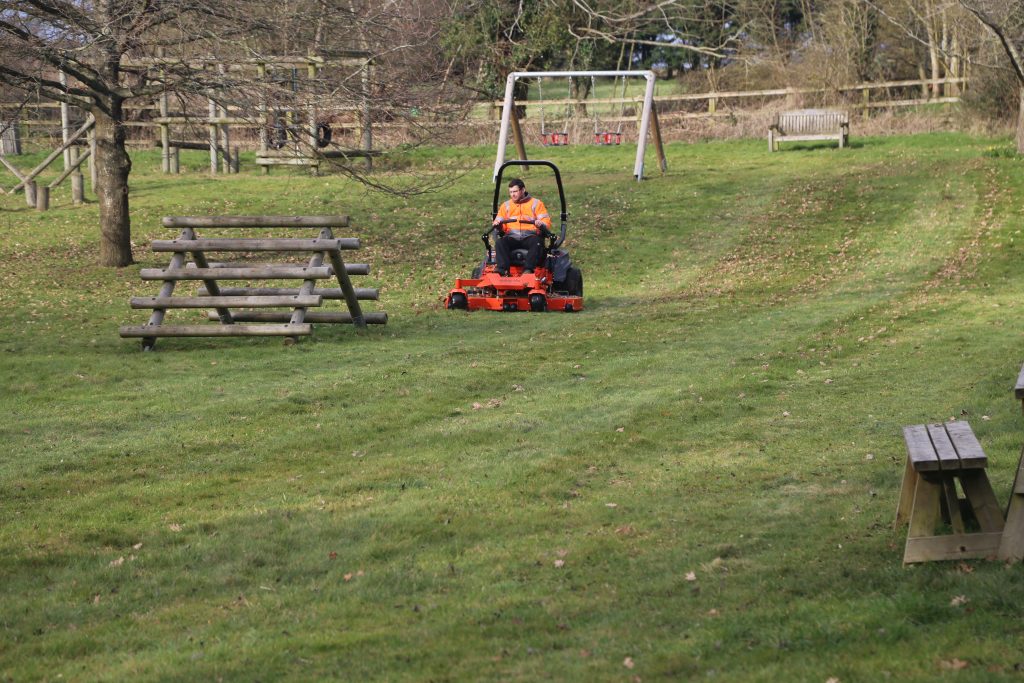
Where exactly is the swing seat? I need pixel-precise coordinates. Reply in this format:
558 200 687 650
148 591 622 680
541 132 569 147
593 132 622 146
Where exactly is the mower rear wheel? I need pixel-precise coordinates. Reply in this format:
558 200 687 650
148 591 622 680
529 293 547 312
448 292 468 310
563 267 583 297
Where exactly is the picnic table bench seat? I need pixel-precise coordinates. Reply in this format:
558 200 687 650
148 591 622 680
895 421 1004 564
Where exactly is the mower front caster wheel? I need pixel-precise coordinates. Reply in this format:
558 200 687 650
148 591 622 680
448 293 468 310
529 294 547 312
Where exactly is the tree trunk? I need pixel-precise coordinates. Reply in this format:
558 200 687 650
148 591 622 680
94 104 133 267
1017 85 1024 155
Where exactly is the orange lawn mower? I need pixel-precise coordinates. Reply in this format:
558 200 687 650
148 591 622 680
446 160 583 312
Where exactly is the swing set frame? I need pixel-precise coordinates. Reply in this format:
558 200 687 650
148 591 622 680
494 70 666 182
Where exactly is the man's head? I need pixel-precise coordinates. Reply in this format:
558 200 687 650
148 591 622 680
508 178 526 202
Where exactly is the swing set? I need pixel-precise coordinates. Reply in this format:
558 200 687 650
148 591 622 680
497 70 665 182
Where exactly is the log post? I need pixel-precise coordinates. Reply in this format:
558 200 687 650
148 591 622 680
71 172 84 205
257 62 269 175
158 49 170 173
59 71 73 172
35 185 49 211
25 180 36 208
208 95 218 176
88 128 98 192
361 59 373 171
170 146 180 174
218 64 231 174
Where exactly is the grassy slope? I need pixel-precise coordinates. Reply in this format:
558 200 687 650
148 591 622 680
3 135 1024 681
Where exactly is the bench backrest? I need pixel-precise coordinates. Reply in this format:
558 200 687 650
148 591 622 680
775 109 848 134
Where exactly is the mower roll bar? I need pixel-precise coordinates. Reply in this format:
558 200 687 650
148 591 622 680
485 160 568 251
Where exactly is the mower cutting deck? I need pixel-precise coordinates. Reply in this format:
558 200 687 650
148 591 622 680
446 160 583 313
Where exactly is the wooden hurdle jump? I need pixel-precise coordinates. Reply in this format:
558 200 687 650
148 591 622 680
120 215 386 350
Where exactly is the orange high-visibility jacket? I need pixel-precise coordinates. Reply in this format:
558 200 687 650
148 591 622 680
496 195 551 234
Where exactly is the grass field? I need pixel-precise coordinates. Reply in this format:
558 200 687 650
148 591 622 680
3 133 1024 681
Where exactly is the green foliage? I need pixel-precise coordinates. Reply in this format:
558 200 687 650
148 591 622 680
3 135 1024 680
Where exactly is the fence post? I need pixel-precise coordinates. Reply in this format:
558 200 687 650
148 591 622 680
170 146 180 174
862 87 870 121
25 180 36 208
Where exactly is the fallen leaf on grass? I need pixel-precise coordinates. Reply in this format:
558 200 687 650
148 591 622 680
554 560 565 568
472 402 483 410
132 542 143 550
950 595 969 607
109 556 124 567
826 678 840 683
939 658 969 670
685 571 697 582
956 562 974 574
707 608 720 616
615 427 624 432
168 523 182 532
623 657 635 669
605 503 618 508
615 524 635 535
329 551 337 560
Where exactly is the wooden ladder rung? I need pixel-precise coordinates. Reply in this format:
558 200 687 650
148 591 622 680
151 238 360 252
139 266 333 280
120 324 313 338
130 295 323 309
208 311 388 324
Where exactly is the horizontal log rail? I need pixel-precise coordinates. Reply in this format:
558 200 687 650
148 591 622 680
131 295 323 309
209 311 388 324
151 238 360 252
193 261 370 275
162 215 350 228
198 286 379 300
140 266 333 280
120 323 313 337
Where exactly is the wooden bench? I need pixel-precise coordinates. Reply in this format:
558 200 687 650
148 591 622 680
1000 364 1024 561
895 421 1004 564
768 109 849 152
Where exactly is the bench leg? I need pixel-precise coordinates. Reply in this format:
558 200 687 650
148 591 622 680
999 446 1024 561
960 470 1005 533
894 456 917 528
942 479 965 534
903 470 1005 564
